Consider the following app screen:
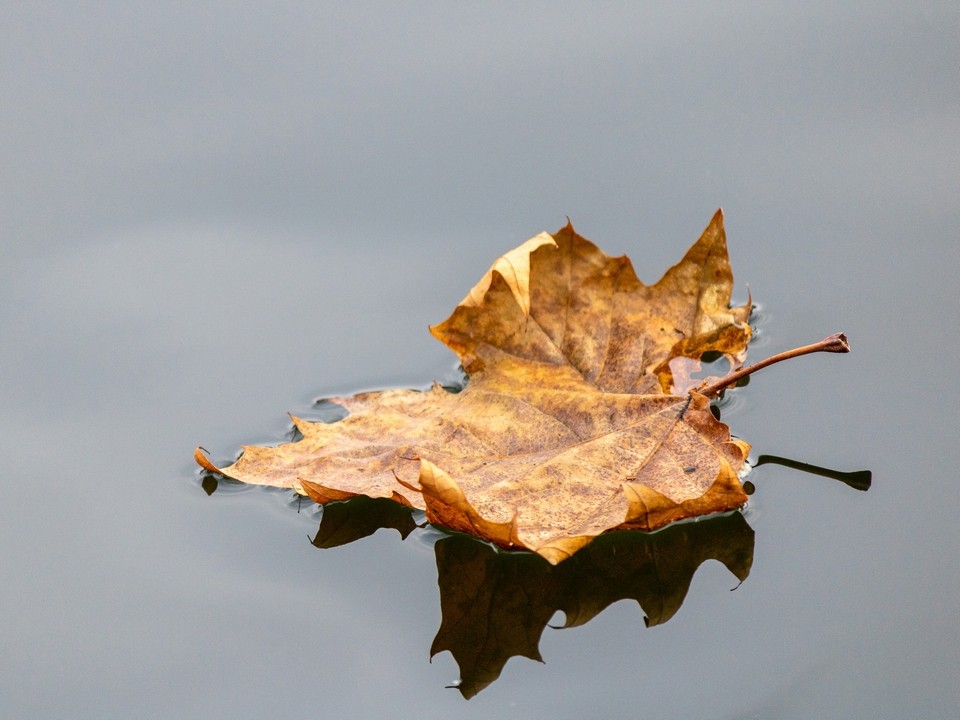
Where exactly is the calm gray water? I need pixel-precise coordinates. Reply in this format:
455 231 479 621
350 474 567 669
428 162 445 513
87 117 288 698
3 4 958 718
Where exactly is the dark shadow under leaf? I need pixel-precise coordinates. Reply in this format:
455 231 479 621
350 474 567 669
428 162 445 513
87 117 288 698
311 496 419 549
432 512 755 698
754 454 872 491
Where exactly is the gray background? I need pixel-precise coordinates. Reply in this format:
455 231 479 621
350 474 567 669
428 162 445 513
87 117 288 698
2 3 958 718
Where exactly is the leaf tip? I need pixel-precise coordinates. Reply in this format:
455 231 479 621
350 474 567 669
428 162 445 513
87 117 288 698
823 332 850 353
194 446 221 474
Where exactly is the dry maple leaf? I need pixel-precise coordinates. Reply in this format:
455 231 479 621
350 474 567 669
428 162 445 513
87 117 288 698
196 211 761 563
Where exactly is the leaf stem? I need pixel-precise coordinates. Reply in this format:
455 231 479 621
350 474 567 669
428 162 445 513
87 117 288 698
696 332 850 398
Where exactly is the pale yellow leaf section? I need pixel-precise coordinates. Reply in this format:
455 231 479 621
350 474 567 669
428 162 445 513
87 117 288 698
460 232 556 317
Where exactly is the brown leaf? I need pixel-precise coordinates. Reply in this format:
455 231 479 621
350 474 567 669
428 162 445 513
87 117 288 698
196 210 753 563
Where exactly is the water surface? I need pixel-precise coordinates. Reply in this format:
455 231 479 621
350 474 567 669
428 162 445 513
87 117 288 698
2 4 958 718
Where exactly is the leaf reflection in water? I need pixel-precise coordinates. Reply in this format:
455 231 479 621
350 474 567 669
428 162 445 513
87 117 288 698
200 451 869 697
297 492 752 697
432 512 754 697
310 496 419 549
753 455 871 492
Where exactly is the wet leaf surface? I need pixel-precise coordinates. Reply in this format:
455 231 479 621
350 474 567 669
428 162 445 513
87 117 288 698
198 212 758 561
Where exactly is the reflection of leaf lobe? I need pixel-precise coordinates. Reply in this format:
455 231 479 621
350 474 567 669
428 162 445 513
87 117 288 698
432 513 754 697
